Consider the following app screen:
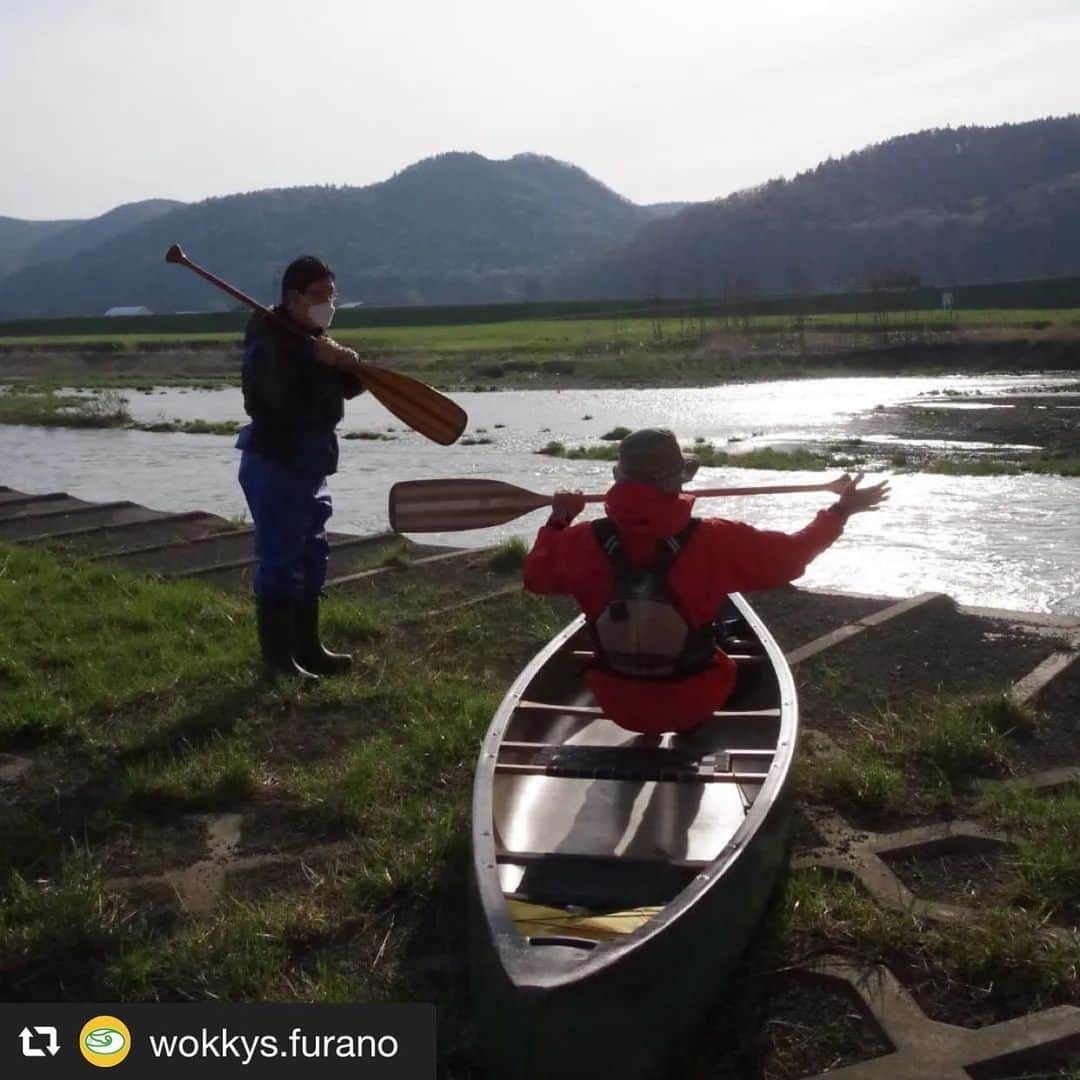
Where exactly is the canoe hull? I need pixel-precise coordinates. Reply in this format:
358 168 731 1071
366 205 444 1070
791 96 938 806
470 787 793 1079
471 594 798 1079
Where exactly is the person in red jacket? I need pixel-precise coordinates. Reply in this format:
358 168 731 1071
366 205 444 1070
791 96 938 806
523 428 889 735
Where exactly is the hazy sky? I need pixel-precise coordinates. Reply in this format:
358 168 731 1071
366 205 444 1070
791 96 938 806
3 0 1078 220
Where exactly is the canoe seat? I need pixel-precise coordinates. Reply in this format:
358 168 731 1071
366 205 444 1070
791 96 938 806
495 742 770 784
498 850 704 907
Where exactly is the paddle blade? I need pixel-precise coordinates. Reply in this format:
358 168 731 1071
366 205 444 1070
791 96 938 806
389 478 550 532
359 365 467 446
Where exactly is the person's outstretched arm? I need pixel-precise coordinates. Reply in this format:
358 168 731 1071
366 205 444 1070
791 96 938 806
708 472 890 592
522 491 586 595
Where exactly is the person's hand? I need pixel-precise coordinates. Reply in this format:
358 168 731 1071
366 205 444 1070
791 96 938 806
315 337 360 371
551 490 586 524
832 472 890 517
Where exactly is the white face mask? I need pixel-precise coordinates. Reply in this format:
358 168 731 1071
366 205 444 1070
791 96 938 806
307 300 335 329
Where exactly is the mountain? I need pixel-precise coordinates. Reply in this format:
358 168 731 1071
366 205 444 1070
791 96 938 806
0 200 183 282
555 116 1080 299
23 199 185 267
5 120 1078 319
0 155 672 317
0 217 77 279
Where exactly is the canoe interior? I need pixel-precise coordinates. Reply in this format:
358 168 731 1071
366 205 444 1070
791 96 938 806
490 601 783 920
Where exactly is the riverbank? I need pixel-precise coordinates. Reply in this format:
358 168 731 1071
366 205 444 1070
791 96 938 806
2 322 1079 392
1 504 1077 1078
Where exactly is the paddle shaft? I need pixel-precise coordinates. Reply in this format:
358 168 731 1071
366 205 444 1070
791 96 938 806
165 244 282 325
164 245 468 445
388 476 849 532
165 244 373 378
580 480 843 503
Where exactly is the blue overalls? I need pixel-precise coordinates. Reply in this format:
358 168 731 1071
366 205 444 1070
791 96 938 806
237 430 334 599
235 310 361 600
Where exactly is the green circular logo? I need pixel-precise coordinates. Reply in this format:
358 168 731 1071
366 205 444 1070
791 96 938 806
85 1027 126 1054
80 1016 131 1067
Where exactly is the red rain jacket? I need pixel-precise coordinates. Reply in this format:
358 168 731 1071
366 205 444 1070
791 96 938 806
523 481 845 733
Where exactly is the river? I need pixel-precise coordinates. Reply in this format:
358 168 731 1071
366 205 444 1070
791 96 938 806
5 373 1079 614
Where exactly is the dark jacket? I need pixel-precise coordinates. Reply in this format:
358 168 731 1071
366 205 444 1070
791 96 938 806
237 308 363 476
523 481 845 733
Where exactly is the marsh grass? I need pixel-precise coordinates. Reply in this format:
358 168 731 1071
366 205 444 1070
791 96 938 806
342 430 395 441
537 440 849 471
0 388 131 428
137 418 242 435
923 453 1080 478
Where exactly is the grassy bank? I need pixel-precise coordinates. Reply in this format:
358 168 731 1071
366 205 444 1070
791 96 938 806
2 544 1077 1076
1 311 1078 395
2 308 1079 350
0 544 559 1068
0 389 240 435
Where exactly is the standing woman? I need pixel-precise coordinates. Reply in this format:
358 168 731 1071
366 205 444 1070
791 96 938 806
236 255 366 680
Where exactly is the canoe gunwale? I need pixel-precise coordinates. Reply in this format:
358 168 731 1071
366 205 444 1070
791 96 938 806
471 592 799 990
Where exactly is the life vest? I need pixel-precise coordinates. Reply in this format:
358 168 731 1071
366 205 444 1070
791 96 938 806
588 518 716 679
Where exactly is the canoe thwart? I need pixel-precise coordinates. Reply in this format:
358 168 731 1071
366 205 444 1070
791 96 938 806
515 699 781 720
571 649 763 665
494 742 769 784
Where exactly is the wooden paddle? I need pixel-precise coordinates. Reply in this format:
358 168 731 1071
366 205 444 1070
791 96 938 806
164 244 467 445
389 476 852 532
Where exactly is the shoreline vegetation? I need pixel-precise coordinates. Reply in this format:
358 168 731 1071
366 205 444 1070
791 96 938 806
0 389 243 436
0 312 1078 393
536 438 1080 478
1 384 1078 476
1 314 1077 476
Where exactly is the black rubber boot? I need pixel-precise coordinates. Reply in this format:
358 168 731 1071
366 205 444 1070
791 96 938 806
256 596 319 682
294 594 353 676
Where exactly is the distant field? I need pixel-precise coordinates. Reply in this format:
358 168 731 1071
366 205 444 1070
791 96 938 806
2 308 1079 352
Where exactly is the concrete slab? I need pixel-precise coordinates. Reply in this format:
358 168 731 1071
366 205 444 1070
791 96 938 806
801 958 1080 1080
42 512 232 556
0 503 168 541
0 494 96 520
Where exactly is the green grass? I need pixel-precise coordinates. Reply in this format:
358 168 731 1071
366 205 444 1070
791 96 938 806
123 736 259 813
136 418 242 436
1 538 1075 1073
0 388 131 427
782 869 1080 1021
976 784 1080 919
0 546 257 743
0 542 562 1045
3 307 1079 350
0 388 246 435
487 537 527 573
799 692 1037 823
